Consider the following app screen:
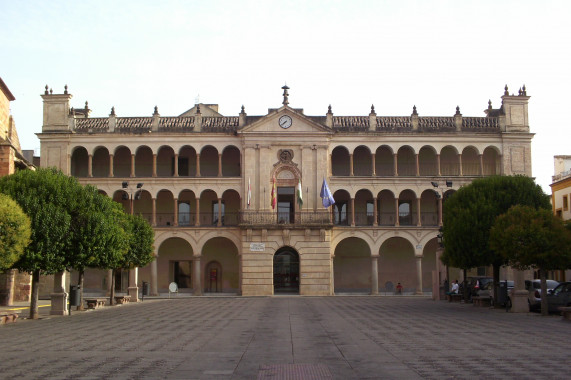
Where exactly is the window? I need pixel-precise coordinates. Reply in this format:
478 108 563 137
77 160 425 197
212 201 225 225
398 201 412 225
178 202 191 226
563 195 568 211
334 202 348 225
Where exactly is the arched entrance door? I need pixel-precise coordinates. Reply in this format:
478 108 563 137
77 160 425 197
273 249 300 294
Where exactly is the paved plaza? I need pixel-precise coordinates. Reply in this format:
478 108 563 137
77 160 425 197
1 296 570 379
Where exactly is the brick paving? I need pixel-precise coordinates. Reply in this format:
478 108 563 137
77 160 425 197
1 296 570 379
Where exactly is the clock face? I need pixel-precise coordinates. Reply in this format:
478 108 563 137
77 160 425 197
279 115 292 129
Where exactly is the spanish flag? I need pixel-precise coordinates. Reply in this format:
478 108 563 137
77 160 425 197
271 175 276 210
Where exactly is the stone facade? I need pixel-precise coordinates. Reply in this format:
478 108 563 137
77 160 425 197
38 84 534 297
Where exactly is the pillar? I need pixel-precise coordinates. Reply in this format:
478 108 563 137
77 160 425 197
371 153 376 176
88 154 93 177
479 154 484 176
128 268 139 302
150 256 158 296
394 198 399 226
50 271 68 316
196 154 201 177
373 198 378 226
350 198 355 226
330 254 335 296
393 153 398 176
193 256 202 296
218 153 223 177
371 255 379 295
195 198 200 226
173 198 178 226
510 269 529 313
109 154 114 177
349 154 354 176
152 154 157 177
416 197 421 226
217 198 223 226
130 154 135 177
438 197 443 226
437 154 441 176
415 256 423 295
415 154 419 176
152 198 157 226
458 154 463 176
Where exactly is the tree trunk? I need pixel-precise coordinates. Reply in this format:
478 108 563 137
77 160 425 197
76 270 85 311
29 269 40 319
109 268 115 306
540 268 548 316
493 264 500 308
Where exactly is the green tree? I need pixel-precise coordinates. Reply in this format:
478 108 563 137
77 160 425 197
490 205 571 315
121 213 155 269
0 193 32 270
441 175 550 302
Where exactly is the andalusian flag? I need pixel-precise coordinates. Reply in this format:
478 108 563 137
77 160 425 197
296 179 303 208
271 175 276 210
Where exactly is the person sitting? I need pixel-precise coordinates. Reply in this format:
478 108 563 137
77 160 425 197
446 280 459 295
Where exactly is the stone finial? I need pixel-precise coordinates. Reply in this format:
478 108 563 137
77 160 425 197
70 107 75 116
110 106 116 116
64 84 68 94
84 101 89 110
45 85 49 95
327 104 332 114
504 84 509 96
488 100 492 110
455 106 461 116
282 84 290 106
50 88 53 94
522 84 527 96
196 104 201 114
518 87 522 96
371 104 375 114
412 105 418 116
153 106 159 116
241 105 245 114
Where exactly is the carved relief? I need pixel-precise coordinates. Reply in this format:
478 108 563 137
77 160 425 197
277 170 295 179
279 149 293 163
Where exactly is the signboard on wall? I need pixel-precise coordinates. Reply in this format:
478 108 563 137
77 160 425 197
250 243 265 252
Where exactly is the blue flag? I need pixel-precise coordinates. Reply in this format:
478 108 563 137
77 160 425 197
320 179 335 208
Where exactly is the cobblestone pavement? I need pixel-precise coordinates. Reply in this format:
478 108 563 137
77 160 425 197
1 296 570 379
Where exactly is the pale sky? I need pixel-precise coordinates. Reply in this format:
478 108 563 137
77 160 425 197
2 0 569 193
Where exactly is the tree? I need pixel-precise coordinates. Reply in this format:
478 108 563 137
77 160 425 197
0 193 31 270
490 205 571 315
441 175 550 302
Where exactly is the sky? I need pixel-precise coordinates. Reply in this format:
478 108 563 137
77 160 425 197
2 0 569 194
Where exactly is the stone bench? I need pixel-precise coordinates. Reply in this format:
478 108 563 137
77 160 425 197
0 310 20 324
472 296 491 307
447 294 462 302
558 306 571 321
85 298 107 310
114 295 131 305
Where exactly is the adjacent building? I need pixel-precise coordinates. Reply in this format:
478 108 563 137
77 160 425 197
550 155 571 281
38 84 534 297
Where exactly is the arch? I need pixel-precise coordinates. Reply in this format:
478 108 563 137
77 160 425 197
378 237 415 294
222 189 240 226
152 237 194 293
353 145 372 176
440 146 459 176
375 145 394 176
334 237 371 293
418 145 438 176
70 146 88 177
354 189 374 226
483 146 501 175
273 246 300 294
135 146 153 177
178 190 197 226
461 146 480 176
421 238 439 292
202 237 239 293
221 145 241 177
397 146 416 176
92 146 110 177
113 146 132 178
200 145 219 177
178 145 197 176
157 145 175 177
378 189 396 226
420 189 439 227
398 189 417 226
156 189 175 227
332 189 351 225
112 189 130 214
331 146 350 176
200 189 219 226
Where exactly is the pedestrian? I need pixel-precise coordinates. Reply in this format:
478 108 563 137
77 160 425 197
396 282 403 295
446 280 459 295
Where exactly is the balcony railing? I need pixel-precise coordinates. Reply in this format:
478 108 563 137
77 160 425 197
240 210 333 226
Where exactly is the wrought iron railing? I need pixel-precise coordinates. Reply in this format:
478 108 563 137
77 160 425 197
240 210 333 226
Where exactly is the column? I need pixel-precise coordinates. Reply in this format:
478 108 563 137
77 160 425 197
330 254 335 296
373 198 378 226
173 198 178 226
109 154 114 177
196 154 201 177
152 154 157 177
50 271 68 316
350 198 355 226
150 256 158 296
130 154 135 177
416 197 421 226
193 256 202 296
438 197 443 226
349 154 354 176
458 154 463 176
217 198 222 227
437 154 441 176
415 154 419 176
238 254 243 296
479 154 484 176
174 154 179 177
152 198 157 226
218 153 223 177
371 153 376 176
195 198 200 226
330 154 333 177
371 255 379 295
415 256 423 295
128 268 139 302
393 153 398 176
88 154 93 177
394 198 399 226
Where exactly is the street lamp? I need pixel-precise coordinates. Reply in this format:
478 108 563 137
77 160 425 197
121 182 144 214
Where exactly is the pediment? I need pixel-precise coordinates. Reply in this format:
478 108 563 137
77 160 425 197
240 106 332 134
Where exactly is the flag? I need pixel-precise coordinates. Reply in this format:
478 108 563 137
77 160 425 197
320 178 335 208
247 178 251 208
271 175 276 209
296 179 303 208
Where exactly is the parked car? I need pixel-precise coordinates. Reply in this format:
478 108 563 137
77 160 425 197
525 279 560 312
465 277 493 301
546 282 571 313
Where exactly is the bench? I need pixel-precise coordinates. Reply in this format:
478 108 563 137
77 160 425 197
447 294 462 302
472 296 491 307
84 298 107 309
114 295 131 305
0 310 20 324
558 306 571 321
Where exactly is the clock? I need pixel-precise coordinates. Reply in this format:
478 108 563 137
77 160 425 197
279 115 292 129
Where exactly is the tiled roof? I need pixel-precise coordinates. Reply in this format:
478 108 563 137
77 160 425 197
75 118 109 130
333 116 370 131
160 117 195 131
201 116 239 132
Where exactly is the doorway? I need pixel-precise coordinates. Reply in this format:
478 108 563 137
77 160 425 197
277 187 294 223
273 249 300 294
205 261 222 293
